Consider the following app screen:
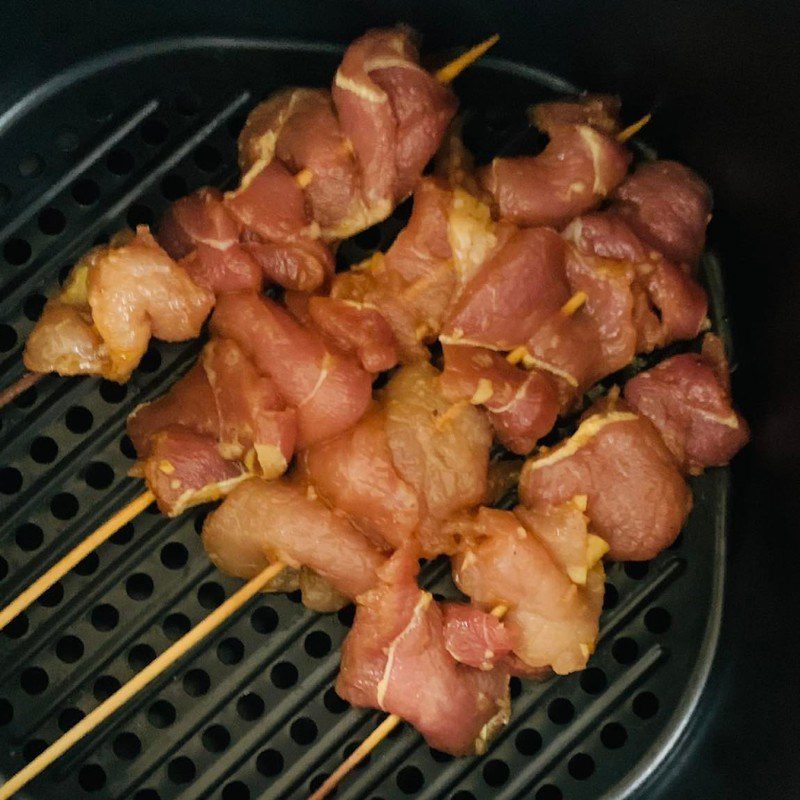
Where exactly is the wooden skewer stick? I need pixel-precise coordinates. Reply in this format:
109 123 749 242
0 371 42 412
436 34 500 84
0 559 286 800
617 113 652 143
0 490 155 631
307 602 510 800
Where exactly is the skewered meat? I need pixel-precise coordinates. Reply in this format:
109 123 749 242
128 337 296 478
240 27 457 240
300 363 492 557
530 94 621 136
24 228 214 382
478 98 631 228
520 397 691 560
441 604 514 670
612 160 712 268
202 478 387 602
210 291 372 448
336 549 510 756
450 503 605 675
624 335 750 473
139 426 248 516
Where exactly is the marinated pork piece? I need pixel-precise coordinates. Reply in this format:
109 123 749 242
441 344 559 454
520 399 692 560
478 99 631 228
301 363 493 557
336 549 510 756
450 505 605 676
530 94 622 136
25 228 214 382
239 27 456 240
441 604 514 670
140 426 248 516
624 335 750 473
202 478 386 601
211 292 372 448
612 160 712 268
128 337 296 479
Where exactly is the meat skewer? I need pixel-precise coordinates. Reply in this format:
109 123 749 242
0 31 498 410
303 341 747 799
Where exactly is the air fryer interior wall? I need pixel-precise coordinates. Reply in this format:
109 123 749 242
0 2 797 799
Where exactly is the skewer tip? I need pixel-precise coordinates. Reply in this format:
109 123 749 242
617 113 652 143
436 34 500 84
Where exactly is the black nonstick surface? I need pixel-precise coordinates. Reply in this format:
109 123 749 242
0 3 798 800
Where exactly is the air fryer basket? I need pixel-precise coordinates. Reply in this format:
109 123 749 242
0 4 793 797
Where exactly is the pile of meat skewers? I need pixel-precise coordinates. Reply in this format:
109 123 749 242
0 24 749 795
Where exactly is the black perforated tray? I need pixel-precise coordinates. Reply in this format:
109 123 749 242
0 39 730 800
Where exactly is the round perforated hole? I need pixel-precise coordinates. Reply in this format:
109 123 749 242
645 607 672 634
66 405 93 433
536 785 562 800
58 707 85 732
107 147 134 175
0 699 13 726
251 605 277 633
72 178 100 205
111 522 134 545
23 293 46 321
91 603 119 631
20 666 49 695
161 542 188 570
633 691 660 719
94 675 121 701
483 759 510 787
148 699 176 728
141 117 169 145
56 634 84 663
194 144 221 172
548 698 574 725
113 731 142 760
183 668 210 697
168 755 196 784
429 747 452 763
129 643 156 671
0 467 22 494
342 740 370 768
84 461 114 489
601 721 628 748
163 612 190 641
23 739 48 763
337 605 355 628
30 436 58 463
13 384 37 408
324 686 348 714
127 573 154 601
568 753 595 780
256 748 283 777
222 781 250 800
0 325 17 351
516 727 542 755
134 790 162 800
139 347 162 373
127 203 154 228
4 614 28 639
100 379 127 403
202 724 230 752
510 676 523 699
580 667 607 694
624 561 649 580
237 692 264 721
198 581 225 609
38 207 66 235
271 661 298 689
290 717 317 745
74 552 99 576
603 582 619 610
217 637 244 665
176 91 201 116
15 522 43 551
304 630 332 658
50 491 78 519
612 637 639 664
161 173 188 201
39 581 63 607
4 238 31 265
397 765 424 794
